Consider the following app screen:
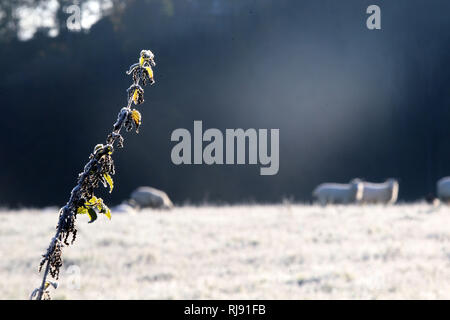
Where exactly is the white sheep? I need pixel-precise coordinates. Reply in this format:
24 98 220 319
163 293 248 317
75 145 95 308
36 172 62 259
359 178 399 204
437 177 450 202
312 179 363 205
130 186 174 210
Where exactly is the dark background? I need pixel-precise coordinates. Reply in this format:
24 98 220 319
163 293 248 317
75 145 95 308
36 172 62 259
0 0 449 207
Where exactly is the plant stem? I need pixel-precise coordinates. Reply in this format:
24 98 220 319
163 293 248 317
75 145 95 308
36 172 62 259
32 50 152 299
36 251 52 300
34 93 136 300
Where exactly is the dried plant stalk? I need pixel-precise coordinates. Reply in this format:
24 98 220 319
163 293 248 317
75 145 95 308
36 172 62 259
30 50 156 300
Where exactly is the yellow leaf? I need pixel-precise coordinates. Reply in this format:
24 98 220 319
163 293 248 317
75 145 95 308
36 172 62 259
145 66 153 79
94 144 103 153
77 206 88 214
99 201 111 220
103 174 114 193
132 89 139 104
104 206 111 220
87 196 98 205
131 109 141 128
95 197 104 211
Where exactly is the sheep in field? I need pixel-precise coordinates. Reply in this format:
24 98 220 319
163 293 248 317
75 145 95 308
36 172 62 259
130 186 174 210
312 179 363 205
359 179 399 204
437 177 450 203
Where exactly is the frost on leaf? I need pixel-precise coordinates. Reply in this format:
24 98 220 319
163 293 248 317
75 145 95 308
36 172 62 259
143 66 155 85
77 196 111 223
94 144 104 153
124 109 142 133
130 109 142 133
127 84 144 105
36 50 156 300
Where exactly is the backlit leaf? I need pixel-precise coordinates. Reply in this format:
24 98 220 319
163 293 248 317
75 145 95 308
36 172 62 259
87 196 98 205
145 66 153 79
132 89 139 104
77 206 88 215
95 197 104 211
130 109 141 132
103 174 114 193
78 196 111 223
102 203 111 220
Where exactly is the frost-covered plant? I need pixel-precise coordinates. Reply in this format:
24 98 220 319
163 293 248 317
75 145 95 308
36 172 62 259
30 50 156 300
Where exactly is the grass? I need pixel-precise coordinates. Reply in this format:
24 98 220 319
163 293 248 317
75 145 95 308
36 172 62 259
1 203 449 299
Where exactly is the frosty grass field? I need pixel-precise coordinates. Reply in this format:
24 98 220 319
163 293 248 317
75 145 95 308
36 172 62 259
1 203 449 299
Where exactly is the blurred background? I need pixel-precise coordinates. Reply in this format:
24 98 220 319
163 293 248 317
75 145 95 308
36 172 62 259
0 0 450 207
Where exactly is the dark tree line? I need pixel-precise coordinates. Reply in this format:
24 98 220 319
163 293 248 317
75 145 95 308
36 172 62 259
1 0 450 206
